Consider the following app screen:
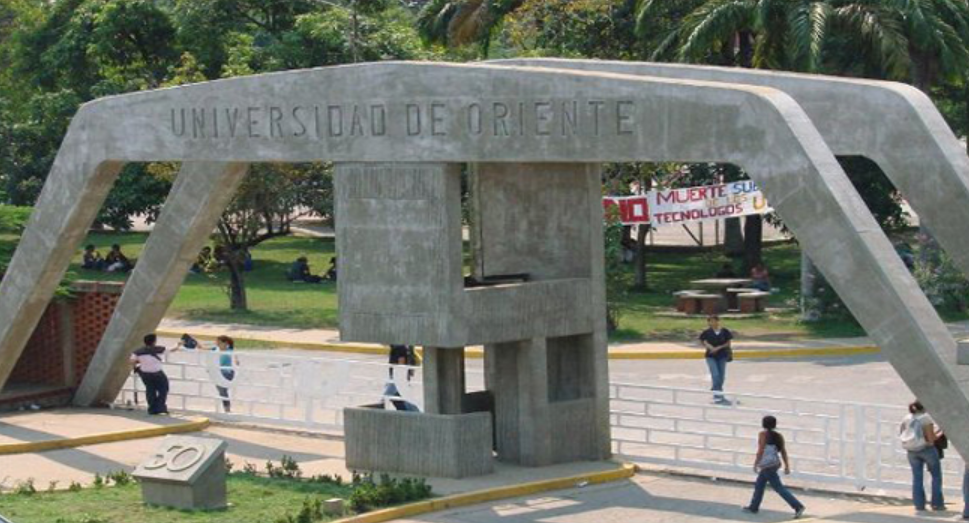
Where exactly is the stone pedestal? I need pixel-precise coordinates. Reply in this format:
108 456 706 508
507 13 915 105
133 436 228 510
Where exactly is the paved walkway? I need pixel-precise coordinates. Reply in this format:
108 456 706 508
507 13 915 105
0 408 947 522
388 471 938 523
158 318 969 359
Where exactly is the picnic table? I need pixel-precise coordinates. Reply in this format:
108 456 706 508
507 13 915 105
679 278 757 314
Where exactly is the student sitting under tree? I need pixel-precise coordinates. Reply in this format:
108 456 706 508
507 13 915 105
82 244 105 271
104 244 132 273
288 256 323 283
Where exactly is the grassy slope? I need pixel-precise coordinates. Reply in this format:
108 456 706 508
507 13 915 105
5 230 961 342
0 475 351 523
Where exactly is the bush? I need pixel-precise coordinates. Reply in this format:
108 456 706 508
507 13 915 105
347 474 432 513
0 205 32 233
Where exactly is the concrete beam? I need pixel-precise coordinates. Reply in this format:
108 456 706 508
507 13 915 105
492 59 969 283
73 162 249 406
0 137 123 389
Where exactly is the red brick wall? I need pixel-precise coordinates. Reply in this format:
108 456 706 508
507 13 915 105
8 281 123 388
70 282 123 382
9 304 64 386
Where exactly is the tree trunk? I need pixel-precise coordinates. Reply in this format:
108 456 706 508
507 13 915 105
800 252 820 321
632 225 649 291
723 217 744 257
737 31 754 68
743 215 763 272
226 256 247 311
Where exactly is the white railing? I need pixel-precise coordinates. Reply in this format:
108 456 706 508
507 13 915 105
611 382 965 494
116 350 429 431
117 355 963 494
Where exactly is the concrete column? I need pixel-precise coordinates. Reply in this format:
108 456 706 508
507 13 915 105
516 338 552 466
475 163 611 463
422 347 466 415
0 157 124 392
73 162 249 406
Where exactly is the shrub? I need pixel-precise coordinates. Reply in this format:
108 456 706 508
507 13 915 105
15 478 36 496
347 474 432 513
0 205 32 233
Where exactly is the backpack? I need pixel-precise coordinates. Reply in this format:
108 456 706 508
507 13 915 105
759 444 781 469
899 416 927 451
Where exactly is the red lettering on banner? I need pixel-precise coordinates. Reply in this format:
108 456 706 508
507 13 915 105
602 197 649 224
618 197 649 224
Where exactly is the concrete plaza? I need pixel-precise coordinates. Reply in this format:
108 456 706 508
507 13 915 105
387 471 936 523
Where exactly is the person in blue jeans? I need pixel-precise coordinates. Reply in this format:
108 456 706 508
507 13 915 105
699 315 732 404
900 401 944 511
743 416 805 518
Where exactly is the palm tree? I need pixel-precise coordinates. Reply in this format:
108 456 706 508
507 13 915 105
635 0 836 71
416 0 523 56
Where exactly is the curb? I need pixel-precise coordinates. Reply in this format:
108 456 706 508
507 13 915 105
332 463 637 523
158 329 879 360
0 417 210 455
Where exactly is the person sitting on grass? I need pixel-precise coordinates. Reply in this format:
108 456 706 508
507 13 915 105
82 244 105 271
191 246 214 274
324 257 337 282
288 256 323 283
104 244 132 273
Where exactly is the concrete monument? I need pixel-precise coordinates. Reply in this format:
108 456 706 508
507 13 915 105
0 61 967 476
133 435 227 510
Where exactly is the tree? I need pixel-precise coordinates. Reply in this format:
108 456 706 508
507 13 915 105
215 163 333 310
503 0 641 59
417 0 524 56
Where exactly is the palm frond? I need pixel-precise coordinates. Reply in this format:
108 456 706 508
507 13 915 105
788 1 830 71
677 0 755 63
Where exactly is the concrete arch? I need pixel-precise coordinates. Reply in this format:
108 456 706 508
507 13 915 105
490 58 969 446
493 58 969 277
0 63 960 459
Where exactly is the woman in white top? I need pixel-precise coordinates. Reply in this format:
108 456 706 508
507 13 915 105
900 400 944 511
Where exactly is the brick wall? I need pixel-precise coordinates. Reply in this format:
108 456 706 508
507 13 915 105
8 281 123 388
70 282 123 383
8 304 64 386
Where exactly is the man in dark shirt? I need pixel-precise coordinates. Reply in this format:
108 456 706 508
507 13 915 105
130 333 171 415
699 315 733 405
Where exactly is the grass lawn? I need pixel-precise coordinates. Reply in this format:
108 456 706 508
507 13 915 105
0 474 352 523
2 230 963 342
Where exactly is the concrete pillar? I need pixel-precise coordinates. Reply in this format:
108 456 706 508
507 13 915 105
0 158 124 392
422 347 466 415
474 163 611 464
334 162 464 347
73 162 249 406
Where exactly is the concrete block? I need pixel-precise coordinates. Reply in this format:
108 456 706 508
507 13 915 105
344 405 493 478
133 435 228 510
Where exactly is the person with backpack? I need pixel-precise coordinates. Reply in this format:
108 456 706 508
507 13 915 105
743 415 806 518
899 400 945 511
129 334 172 415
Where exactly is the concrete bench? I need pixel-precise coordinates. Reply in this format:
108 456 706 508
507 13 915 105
693 293 726 315
726 287 755 310
738 291 770 313
673 290 702 313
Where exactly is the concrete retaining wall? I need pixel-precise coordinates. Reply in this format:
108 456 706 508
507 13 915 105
344 405 494 479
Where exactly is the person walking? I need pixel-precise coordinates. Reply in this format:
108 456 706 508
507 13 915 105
743 415 806 518
699 315 733 404
899 400 945 511
130 334 171 415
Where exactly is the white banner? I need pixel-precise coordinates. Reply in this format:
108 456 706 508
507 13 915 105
603 181 772 226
